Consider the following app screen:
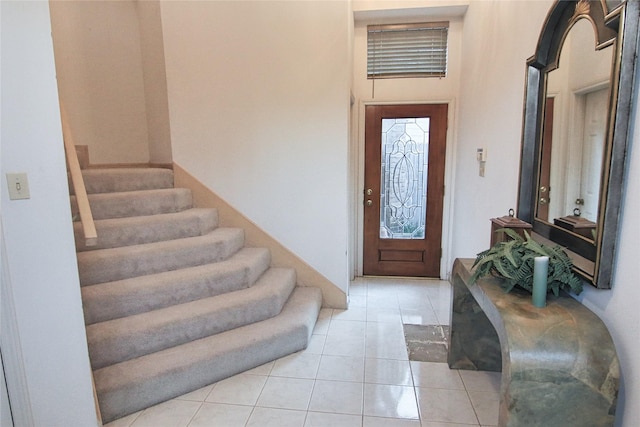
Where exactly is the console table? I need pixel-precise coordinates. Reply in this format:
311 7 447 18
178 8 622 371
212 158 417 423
448 258 619 426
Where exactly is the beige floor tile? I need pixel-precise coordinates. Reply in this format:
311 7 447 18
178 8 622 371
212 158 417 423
398 294 433 311
363 384 419 419
129 399 201 427
459 370 501 393
256 376 314 410
365 358 413 386
303 334 327 355
271 352 321 379
467 390 499 426
410 361 464 390
333 307 368 321
313 309 332 335
434 308 451 326
205 373 267 406
323 333 366 357
328 319 367 337
103 411 142 427
367 307 403 323
244 360 275 376
317 354 365 382
366 332 409 360
364 416 421 426
188 402 251 427
415 387 478 425
367 294 401 309
350 281 368 295
349 294 368 308
175 384 212 402
420 422 478 427
367 320 406 339
400 308 439 325
245 407 307 427
308 379 364 415
304 411 363 427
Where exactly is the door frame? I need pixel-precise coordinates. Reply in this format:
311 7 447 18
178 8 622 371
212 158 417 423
352 99 457 279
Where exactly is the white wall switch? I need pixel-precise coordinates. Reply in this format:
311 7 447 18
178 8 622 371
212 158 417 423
6 173 30 200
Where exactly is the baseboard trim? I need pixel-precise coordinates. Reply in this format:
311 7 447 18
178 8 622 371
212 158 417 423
173 163 346 309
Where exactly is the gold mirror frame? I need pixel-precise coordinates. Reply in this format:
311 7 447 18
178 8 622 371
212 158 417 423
517 0 639 288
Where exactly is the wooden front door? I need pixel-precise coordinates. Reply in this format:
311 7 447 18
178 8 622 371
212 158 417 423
363 104 447 277
538 97 554 221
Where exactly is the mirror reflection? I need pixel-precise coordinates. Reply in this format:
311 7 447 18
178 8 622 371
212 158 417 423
536 18 614 241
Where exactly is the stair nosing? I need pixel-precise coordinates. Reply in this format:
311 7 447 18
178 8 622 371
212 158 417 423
75 208 219 251
77 227 245 286
93 287 322 423
87 268 297 369
82 247 271 324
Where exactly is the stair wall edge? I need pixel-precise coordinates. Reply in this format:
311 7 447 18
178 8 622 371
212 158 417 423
173 163 346 309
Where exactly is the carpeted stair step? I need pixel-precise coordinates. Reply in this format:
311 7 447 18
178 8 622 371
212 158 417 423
87 267 297 369
71 188 193 221
82 247 271 324
76 168 174 194
77 227 244 286
94 286 322 423
74 208 218 252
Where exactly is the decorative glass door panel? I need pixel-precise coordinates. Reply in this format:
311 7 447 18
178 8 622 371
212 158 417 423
380 118 430 240
363 104 447 277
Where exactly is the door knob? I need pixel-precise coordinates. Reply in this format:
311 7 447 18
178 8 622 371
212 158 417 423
366 200 373 207
539 198 548 205
366 188 373 196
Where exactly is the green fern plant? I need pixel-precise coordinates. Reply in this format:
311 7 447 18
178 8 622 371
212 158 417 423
469 228 583 296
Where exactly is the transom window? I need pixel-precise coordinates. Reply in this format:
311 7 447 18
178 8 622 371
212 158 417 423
367 22 449 79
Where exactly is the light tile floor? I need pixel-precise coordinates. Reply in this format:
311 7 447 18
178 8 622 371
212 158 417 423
105 277 501 427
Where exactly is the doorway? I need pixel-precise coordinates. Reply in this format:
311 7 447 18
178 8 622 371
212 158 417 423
363 104 448 277
538 97 554 221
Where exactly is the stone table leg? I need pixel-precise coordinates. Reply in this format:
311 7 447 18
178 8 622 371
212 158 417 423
448 274 502 372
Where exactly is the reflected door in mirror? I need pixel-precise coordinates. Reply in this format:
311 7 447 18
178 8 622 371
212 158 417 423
538 18 613 241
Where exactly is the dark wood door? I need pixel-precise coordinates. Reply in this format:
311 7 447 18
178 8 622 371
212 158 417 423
538 97 554 221
363 104 447 277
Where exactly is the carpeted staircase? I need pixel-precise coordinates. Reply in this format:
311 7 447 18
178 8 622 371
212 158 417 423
70 167 322 423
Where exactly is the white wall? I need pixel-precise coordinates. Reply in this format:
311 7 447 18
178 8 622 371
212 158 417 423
0 1 98 425
49 0 151 164
136 0 173 164
455 1 640 425
453 0 551 258
160 1 351 291
351 2 465 277
576 60 640 427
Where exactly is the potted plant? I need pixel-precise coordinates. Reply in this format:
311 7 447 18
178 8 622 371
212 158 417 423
469 228 583 296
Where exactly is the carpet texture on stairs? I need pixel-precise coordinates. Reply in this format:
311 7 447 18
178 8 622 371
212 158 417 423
72 167 322 423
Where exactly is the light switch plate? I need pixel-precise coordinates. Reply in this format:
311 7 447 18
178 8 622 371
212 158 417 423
476 148 487 162
6 173 30 200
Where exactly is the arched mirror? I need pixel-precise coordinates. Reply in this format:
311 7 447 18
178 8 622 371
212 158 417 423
517 0 639 288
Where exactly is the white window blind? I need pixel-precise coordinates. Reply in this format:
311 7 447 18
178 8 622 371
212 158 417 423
367 22 449 79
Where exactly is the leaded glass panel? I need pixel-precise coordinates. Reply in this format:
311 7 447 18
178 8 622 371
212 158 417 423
380 117 430 239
